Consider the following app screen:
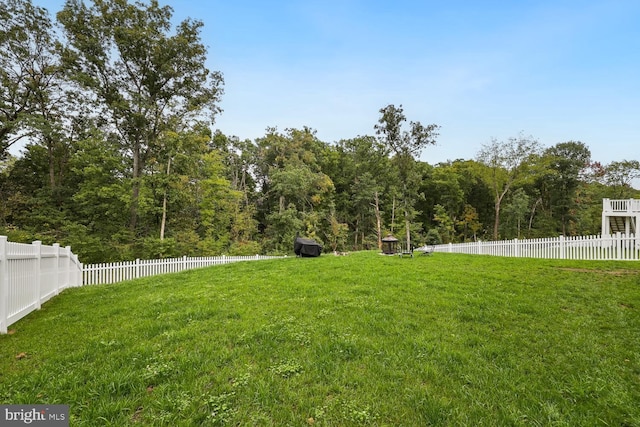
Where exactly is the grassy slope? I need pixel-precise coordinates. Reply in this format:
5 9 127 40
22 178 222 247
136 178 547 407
0 252 639 426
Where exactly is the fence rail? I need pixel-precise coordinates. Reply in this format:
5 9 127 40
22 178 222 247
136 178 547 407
433 233 640 261
82 254 284 286
4 232 638 334
1 235 284 333
1 236 83 334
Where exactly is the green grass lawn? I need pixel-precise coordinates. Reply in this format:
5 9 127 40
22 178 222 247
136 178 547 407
1 252 639 426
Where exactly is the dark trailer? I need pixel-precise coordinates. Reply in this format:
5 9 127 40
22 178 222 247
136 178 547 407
294 237 322 257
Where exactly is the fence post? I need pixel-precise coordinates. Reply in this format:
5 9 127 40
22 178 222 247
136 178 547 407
34 241 42 310
64 246 72 291
448 242 453 253
0 236 8 334
135 258 140 279
514 238 519 258
183 255 187 271
52 243 60 295
559 235 565 259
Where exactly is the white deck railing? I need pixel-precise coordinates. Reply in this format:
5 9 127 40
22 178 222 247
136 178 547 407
433 233 640 261
603 198 640 214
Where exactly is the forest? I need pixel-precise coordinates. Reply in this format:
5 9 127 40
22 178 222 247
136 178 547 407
2 0 639 263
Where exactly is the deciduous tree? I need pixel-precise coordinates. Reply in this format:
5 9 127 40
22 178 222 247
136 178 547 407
0 0 58 156
375 104 439 250
57 0 223 231
477 133 541 240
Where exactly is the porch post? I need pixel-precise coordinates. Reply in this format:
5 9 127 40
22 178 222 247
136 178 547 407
602 198 609 236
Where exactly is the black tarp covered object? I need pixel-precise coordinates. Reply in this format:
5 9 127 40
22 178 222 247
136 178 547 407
294 237 322 257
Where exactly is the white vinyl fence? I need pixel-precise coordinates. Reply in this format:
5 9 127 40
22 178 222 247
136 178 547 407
433 233 640 261
0 236 83 334
1 235 284 333
82 254 284 286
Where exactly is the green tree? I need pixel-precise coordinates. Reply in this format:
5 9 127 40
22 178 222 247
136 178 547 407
57 0 223 232
477 133 541 240
349 172 384 250
254 127 333 250
456 204 482 242
210 131 257 200
502 187 530 238
433 204 455 243
544 141 591 235
374 104 439 250
603 160 640 198
196 151 238 255
0 0 59 156
325 136 392 250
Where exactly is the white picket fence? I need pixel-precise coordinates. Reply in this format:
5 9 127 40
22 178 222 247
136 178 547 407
433 233 640 260
3 232 638 334
1 235 284 333
0 236 83 334
82 254 284 286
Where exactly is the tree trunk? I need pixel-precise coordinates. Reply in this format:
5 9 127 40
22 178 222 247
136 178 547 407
47 137 55 190
391 197 396 233
403 181 411 251
241 168 249 204
493 202 500 240
405 199 411 251
493 187 509 240
372 191 382 250
354 219 359 250
129 143 141 232
160 157 171 241
528 197 542 232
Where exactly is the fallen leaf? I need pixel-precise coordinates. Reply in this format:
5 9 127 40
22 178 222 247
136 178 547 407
15 352 27 360
8 329 16 335
307 417 315 425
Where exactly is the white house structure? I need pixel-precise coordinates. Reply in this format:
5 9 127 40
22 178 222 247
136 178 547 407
602 198 640 236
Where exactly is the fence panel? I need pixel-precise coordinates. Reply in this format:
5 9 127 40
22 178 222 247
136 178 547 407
433 233 639 261
40 243 59 305
81 254 285 286
1 237 83 334
7 231 635 334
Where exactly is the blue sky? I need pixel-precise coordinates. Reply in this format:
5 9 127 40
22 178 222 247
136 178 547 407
34 0 640 167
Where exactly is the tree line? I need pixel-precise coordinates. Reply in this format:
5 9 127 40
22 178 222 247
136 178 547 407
2 0 639 263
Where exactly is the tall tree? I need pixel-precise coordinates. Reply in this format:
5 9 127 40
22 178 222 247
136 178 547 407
544 141 591 235
477 133 541 240
502 187 530 238
254 127 332 250
325 136 391 250
603 160 640 198
374 104 439 250
350 172 382 249
0 0 62 160
57 0 223 232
